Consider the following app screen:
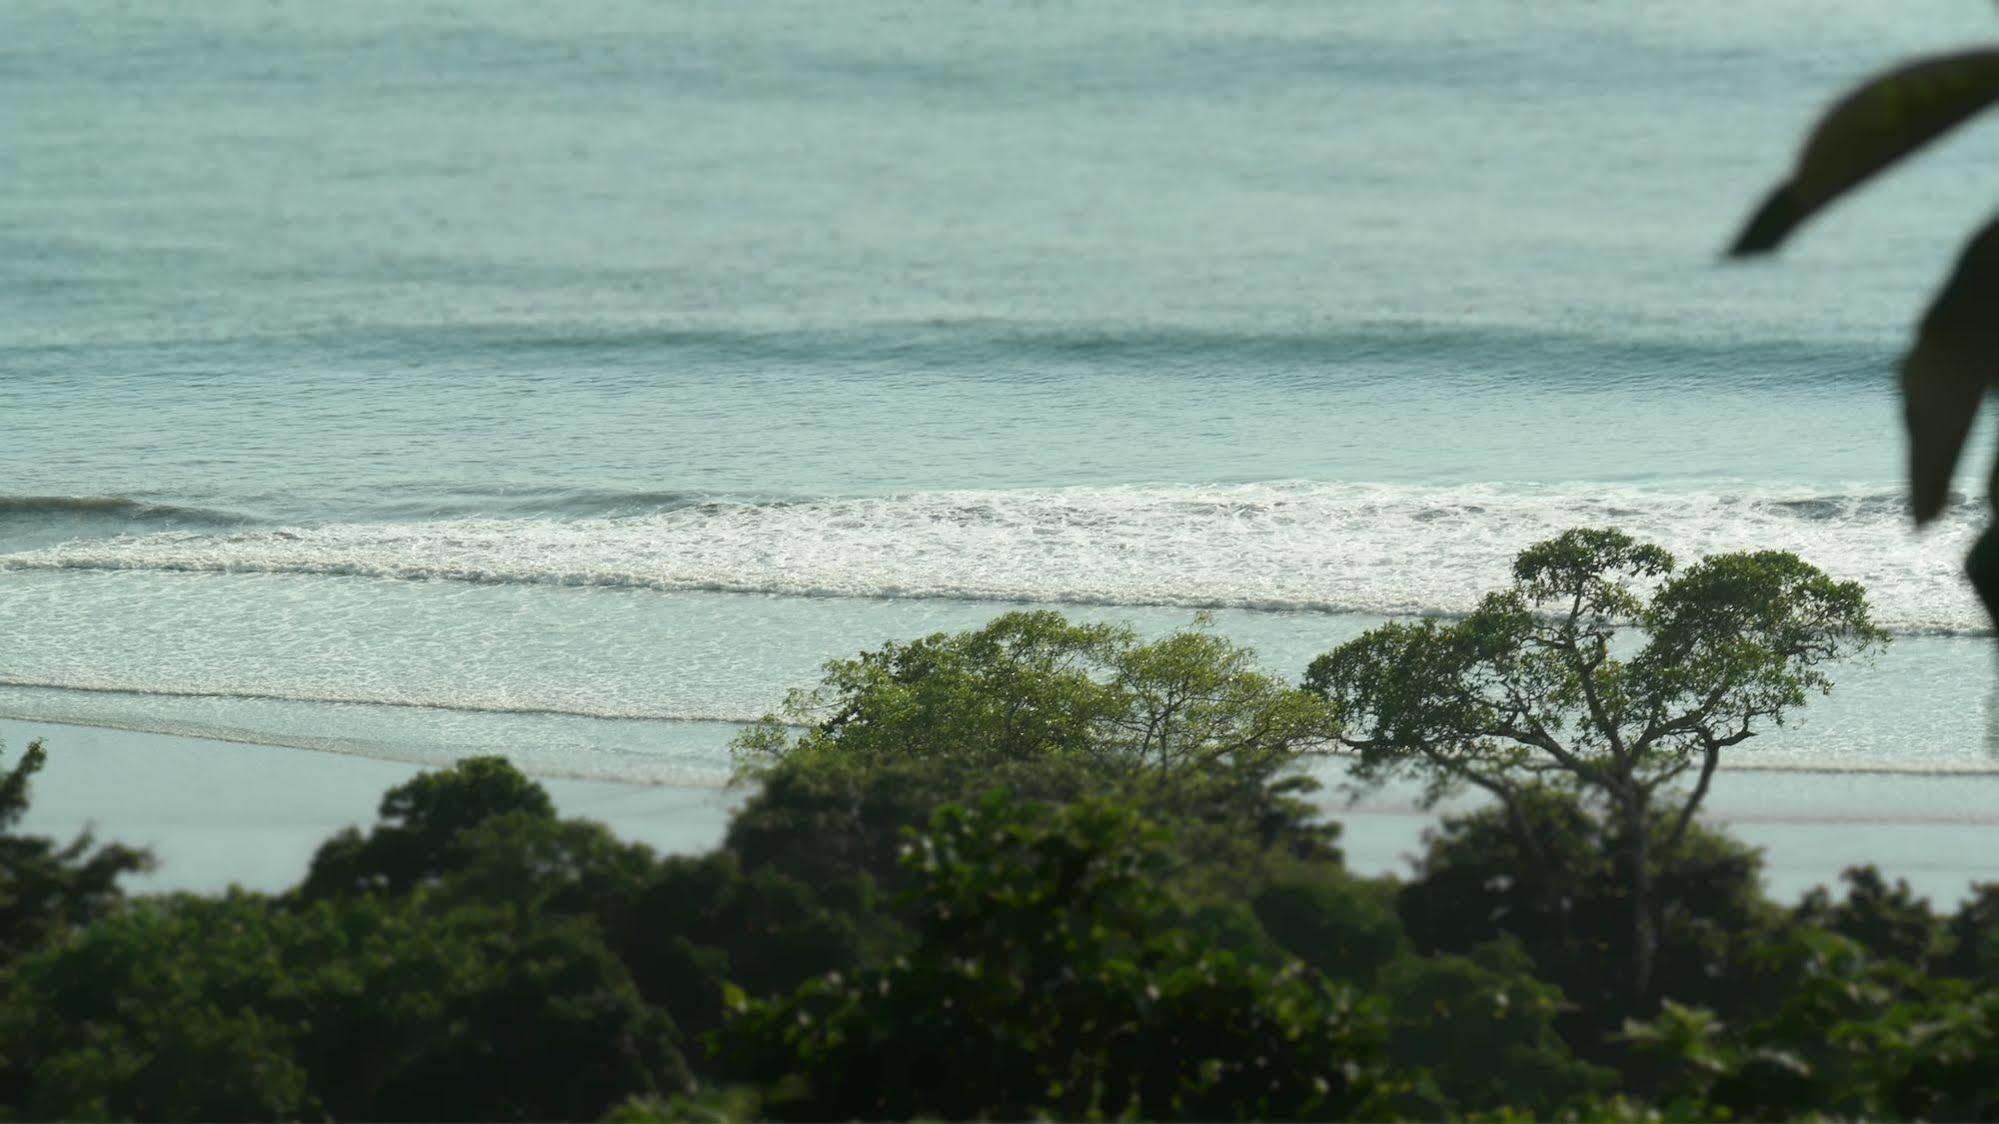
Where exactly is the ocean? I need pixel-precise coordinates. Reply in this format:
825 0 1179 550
7 0 1999 795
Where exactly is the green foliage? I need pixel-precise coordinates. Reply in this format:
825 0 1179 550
1858 988 1999 1121
287 756 886 1059
1310 528 1879 996
730 611 1127 773
1795 865 1950 973
1395 789 1774 1043
1380 940 1615 1115
1944 881 1999 980
725 612 1345 912
1720 926 1926 1116
724 753 1106 893
620 851 884 1043
0 895 311 1122
1250 865 1408 986
1309 530 1882 812
726 752 1342 919
4 626 1992 1124
419 810 661 923
602 1086 773 1123
299 755 557 899
734 609 1339 783
0 739 151 966
1626 925 1999 1121
0 891 686 1121
716 791 1410 1121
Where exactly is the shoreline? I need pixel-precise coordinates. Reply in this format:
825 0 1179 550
7 716 1997 904
3 718 739 896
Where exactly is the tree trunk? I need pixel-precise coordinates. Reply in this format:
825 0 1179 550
1623 792 1656 1007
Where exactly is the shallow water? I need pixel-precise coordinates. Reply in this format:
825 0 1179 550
6 0 1999 788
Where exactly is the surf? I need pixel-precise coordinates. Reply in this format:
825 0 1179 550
1 480 1980 634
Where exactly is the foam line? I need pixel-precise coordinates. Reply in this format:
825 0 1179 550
3 481 1980 632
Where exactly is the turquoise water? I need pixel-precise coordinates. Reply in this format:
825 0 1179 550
6 0 1999 785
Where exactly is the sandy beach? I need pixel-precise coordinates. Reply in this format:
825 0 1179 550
10 716 1995 904
4 718 739 895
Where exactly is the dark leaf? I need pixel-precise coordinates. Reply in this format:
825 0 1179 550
1903 214 1999 524
1730 49 1999 255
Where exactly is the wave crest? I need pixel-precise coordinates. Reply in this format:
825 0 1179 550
0 481 1980 633
0 494 244 523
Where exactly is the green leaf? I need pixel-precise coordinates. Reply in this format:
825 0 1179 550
1904 214 1999 524
1730 48 1999 255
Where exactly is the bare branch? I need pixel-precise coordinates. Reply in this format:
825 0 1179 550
1456 766 1554 873
1661 735 1725 857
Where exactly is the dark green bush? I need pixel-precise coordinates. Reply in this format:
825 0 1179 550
0 891 686 1122
298 755 557 900
0 739 150 967
1380 939 1615 1114
1395 787 1775 1052
1795 864 1950 972
717 791 1414 1121
1251 865 1407 986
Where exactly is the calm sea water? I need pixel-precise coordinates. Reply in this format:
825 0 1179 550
6 0 1999 786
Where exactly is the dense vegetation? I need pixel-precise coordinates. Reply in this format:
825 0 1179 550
2 531 1991 1121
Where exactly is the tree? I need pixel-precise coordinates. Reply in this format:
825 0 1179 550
1795 866 1950 973
1944 882 1999 981
0 891 687 1122
416 810 661 927
0 738 151 966
724 752 1343 918
732 610 1339 784
724 754 1110 896
1729 47 1999 624
727 611 1346 894
1394 789 1775 1049
1250 866 1408 988
1378 939 1615 1114
1624 926 1999 1121
713 791 1409 1121
298 755 557 900
618 851 884 1044
1307 528 1882 999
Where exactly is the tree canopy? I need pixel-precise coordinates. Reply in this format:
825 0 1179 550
0 739 151 967
727 610 1347 892
9 552 1994 1121
1308 528 1883 995
714 791 1409 1122
731 609 1339 782
10 697 1999 1120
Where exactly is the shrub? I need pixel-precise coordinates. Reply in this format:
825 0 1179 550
716 791 1411 1120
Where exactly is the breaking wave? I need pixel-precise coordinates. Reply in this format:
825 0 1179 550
0 494 243 523
2 481 1981 634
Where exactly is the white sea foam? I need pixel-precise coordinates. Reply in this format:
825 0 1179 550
2 481 1982 634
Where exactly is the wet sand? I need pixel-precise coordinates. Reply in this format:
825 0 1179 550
7 717 1996 905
